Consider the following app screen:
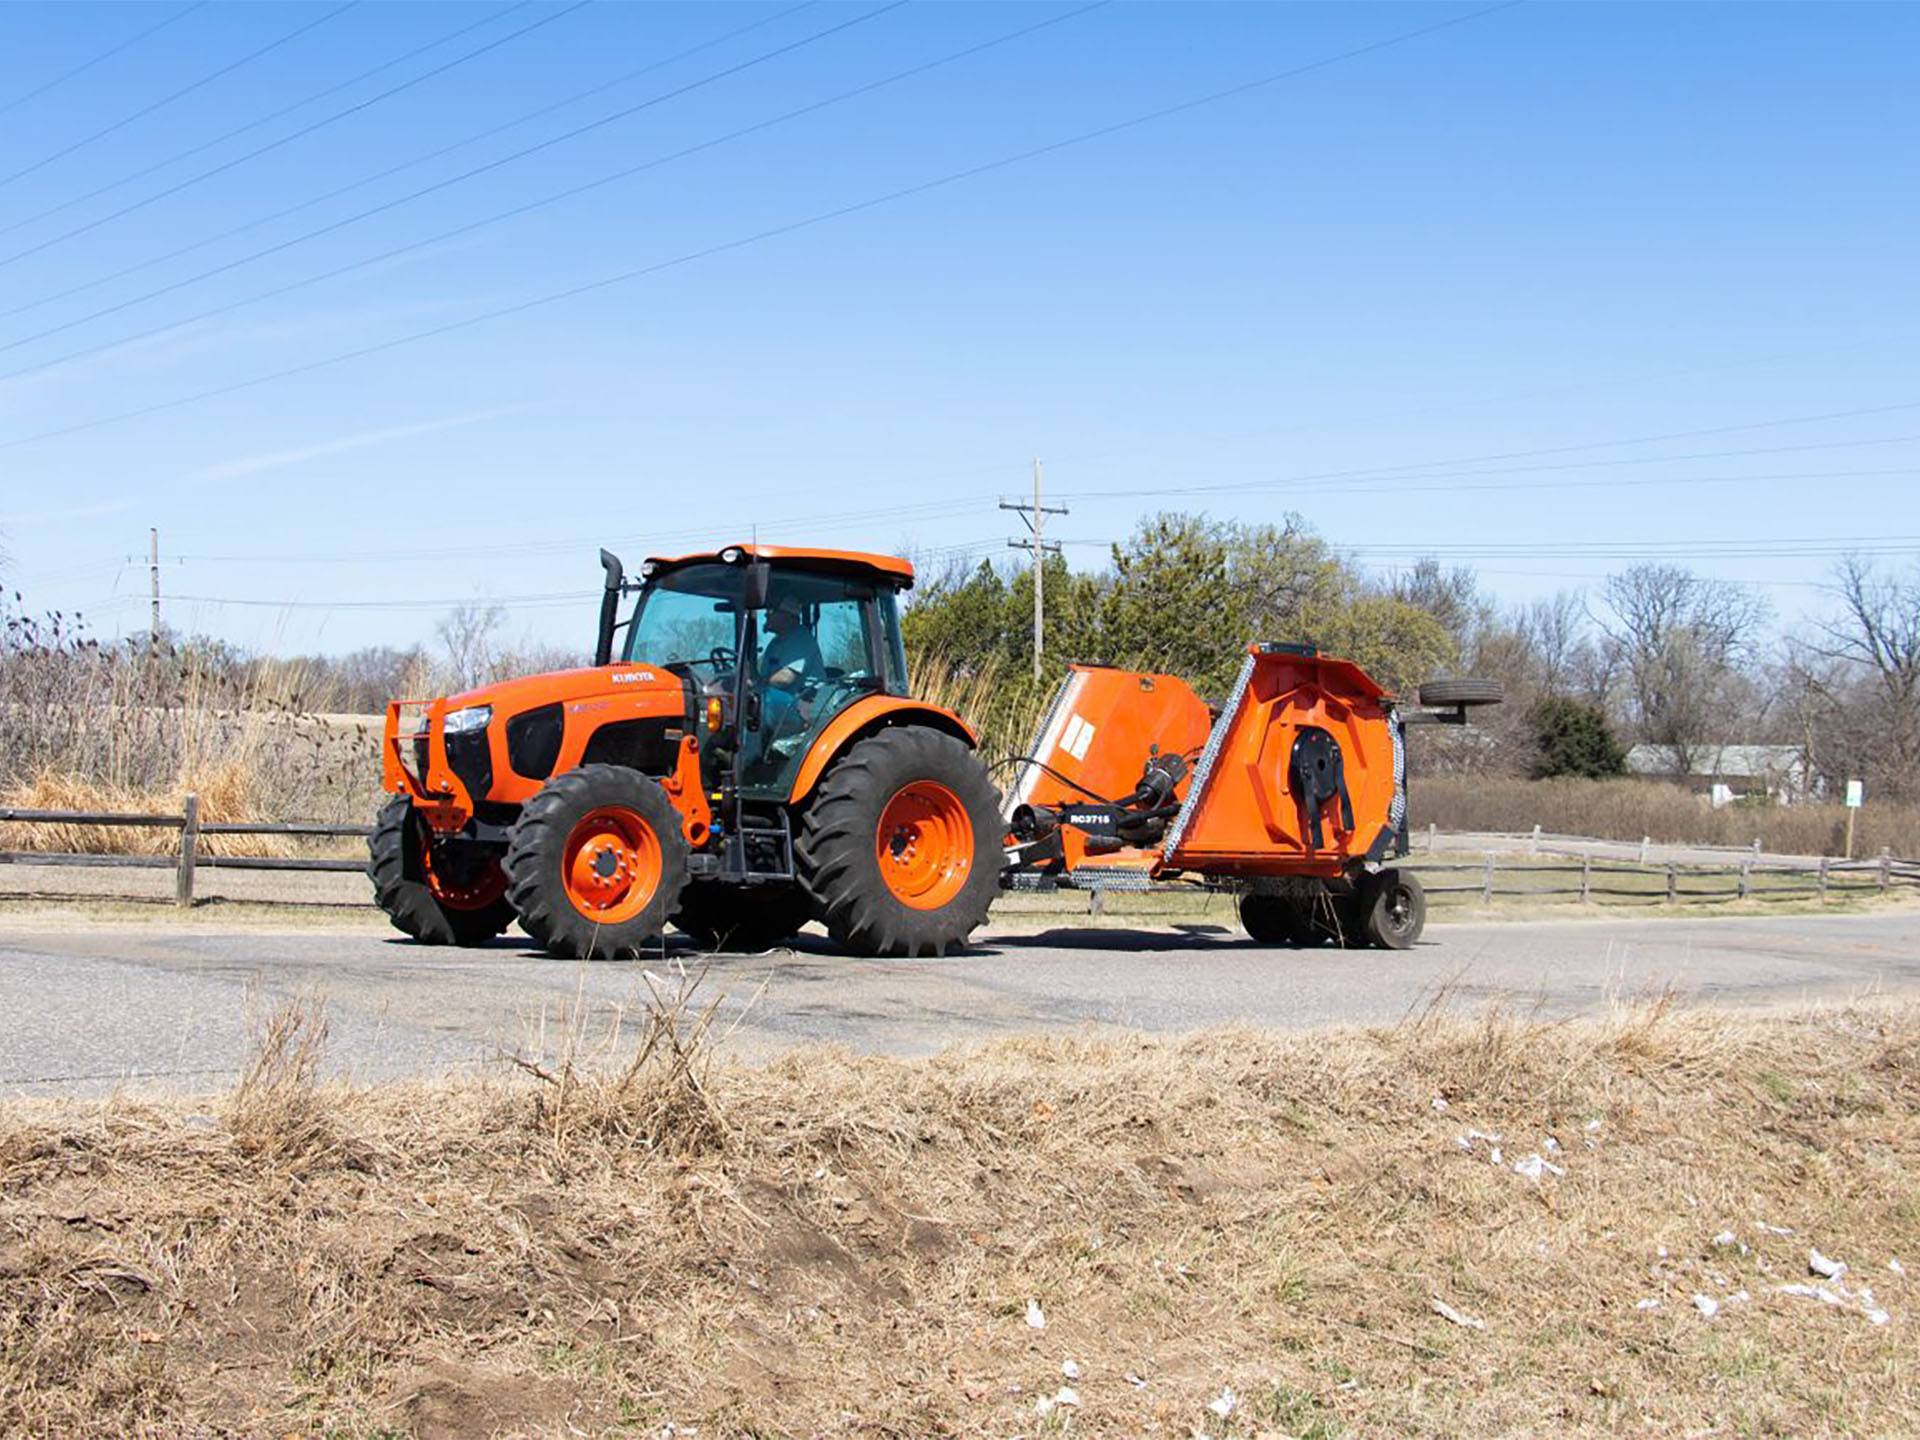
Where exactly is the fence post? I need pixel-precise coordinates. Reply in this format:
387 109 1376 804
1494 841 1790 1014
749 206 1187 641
1752 837 1762 855
1818 855 1830 898
1880 847 1892 892
1580 853 1591 904
1089 886 1105 919
1639 836 1651 864
1529 823 1541 854
1481 853 1495 904
1665 860 1677 905
1427 822 1437 854
176 793 199 909
1738 858 1752 900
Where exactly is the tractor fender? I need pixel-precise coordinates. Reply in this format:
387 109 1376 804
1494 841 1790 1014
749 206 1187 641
787 695 978 803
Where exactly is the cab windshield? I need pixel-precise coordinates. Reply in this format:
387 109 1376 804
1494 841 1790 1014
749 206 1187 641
624 562 905 689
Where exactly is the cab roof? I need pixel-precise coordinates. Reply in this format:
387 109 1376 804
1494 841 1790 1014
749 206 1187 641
644 543 915 587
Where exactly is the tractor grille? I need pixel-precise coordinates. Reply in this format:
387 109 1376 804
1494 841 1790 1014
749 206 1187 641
444 729 493 801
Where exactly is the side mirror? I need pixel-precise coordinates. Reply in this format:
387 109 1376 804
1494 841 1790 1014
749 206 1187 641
595 549 625 667
743 560 772 611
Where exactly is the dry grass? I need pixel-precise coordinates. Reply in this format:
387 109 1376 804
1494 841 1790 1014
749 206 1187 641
1414 774 1920 858
3 989 1916 1437
1 637 382 856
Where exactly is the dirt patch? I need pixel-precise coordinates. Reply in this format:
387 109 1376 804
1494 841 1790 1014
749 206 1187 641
1 998 1917 1436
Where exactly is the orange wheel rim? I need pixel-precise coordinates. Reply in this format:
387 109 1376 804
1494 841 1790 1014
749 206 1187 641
875 781 973 911
421 843 507 912
562 806 662 923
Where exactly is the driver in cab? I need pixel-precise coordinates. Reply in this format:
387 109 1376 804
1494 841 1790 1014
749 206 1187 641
759 593 824 744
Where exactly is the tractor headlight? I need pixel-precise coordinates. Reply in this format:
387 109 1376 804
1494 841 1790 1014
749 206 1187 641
442 704 492 735
720 546 745 564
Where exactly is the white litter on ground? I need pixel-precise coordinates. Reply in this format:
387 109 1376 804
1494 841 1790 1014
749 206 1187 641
1712 1230 1738 1248
1025 1299 1047 1330
1061 1360 1082 1381
1778 1283 1847 1307
1809 1248 1848 1280
1512 1153 1567 1182
1054 1387 1081 1408
1431 1297 1486 1330
1634 1298 1661 1311
1432 1095 1449 1112
1207 1386 1237 1419
1755 1221 1794 1236
1124 1372 1148 1389
1891 1258 1907 1278
1692 1294 1721 1319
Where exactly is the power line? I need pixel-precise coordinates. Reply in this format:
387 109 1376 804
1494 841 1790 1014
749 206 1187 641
0 2 359 193
0 0 1523 454
0 0 594 272
0 2 537 243
0 3 822 325
0 0 1103 374
0 3 208 121
1053 405 1920 502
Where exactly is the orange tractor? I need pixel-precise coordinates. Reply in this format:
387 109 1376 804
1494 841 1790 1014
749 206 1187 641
371 544 1494 957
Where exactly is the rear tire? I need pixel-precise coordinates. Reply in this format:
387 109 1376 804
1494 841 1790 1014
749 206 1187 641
367 797 512 947
674 882 814 953
504 765 689 959
1238 893 1295 945
1356 868 1426 949
796 727 1000 958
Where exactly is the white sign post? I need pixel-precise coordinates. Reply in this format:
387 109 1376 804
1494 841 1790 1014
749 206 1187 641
1844 779 1864 859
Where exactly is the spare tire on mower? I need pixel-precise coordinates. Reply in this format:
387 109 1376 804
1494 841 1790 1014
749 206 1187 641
1417 677 1504 707
367 797 514 947
796 727 1001 958
504 764 689 960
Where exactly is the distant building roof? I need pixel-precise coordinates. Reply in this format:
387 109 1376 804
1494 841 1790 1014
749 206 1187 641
1625 744 1805 780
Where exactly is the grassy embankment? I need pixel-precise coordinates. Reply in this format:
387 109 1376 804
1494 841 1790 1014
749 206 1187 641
2 990 1915 1437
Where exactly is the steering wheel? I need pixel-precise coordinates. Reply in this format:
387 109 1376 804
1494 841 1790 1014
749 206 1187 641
707 644 738 671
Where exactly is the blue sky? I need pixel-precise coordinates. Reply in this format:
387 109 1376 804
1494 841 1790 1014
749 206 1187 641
0 0 1914 656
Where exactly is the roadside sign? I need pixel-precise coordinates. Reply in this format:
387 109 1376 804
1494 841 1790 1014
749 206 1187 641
1846 779 1865 809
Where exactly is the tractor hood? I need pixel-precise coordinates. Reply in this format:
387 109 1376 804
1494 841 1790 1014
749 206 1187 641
441 661 683 716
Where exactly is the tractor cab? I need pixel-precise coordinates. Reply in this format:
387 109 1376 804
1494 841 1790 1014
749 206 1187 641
599 545 915 799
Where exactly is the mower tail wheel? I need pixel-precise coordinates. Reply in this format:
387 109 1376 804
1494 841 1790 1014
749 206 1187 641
674 882 814 953
504 764 689 959
796 727 1001 958
1356 868 1426 949
367 797 513 947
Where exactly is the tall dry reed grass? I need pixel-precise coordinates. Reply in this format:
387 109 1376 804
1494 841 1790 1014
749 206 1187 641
0 619 382 853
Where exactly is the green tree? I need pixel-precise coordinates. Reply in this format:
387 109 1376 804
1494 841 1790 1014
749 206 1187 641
1300 594 1456 696
1102 514 1243 690
1529 696 1627 779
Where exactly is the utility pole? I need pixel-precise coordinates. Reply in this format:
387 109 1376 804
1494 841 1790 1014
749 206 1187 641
149 526 160 651
1000 459 1067 680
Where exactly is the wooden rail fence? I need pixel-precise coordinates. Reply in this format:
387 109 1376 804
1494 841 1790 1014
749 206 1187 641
3 801 1917 910
0 798 370 907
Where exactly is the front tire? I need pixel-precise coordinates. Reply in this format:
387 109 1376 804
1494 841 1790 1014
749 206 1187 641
796 728 1000 958
367 797 513 947
674 882 814 953
504 765 689 959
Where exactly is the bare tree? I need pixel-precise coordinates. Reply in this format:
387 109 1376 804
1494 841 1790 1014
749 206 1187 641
436 602 505 692
1521 590 1590 698
1795 555 1920 798
1594 564 1768 772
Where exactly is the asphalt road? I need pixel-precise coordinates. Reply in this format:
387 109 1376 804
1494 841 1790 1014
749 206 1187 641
4 905 1918 1099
